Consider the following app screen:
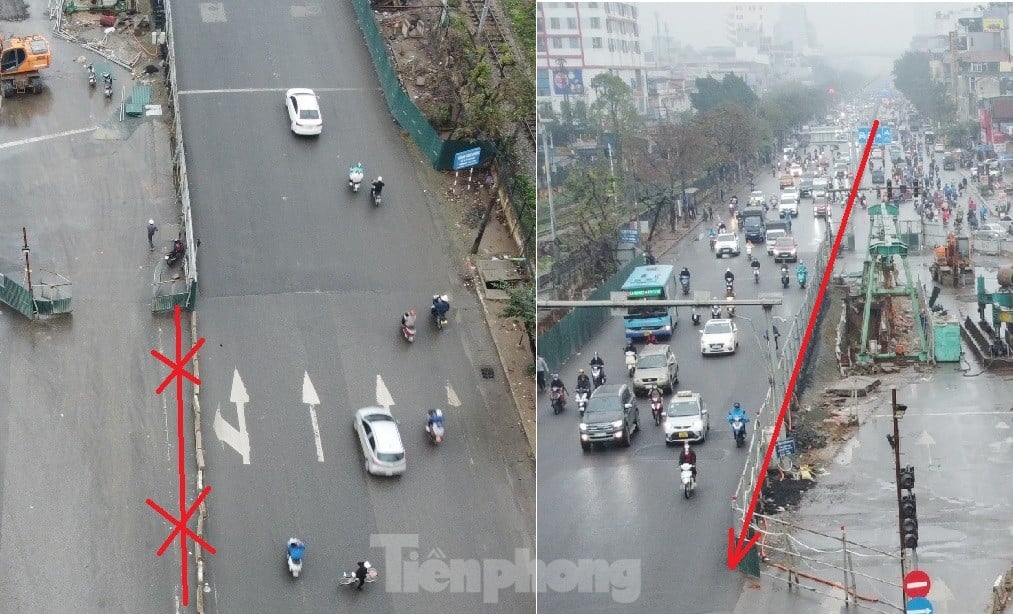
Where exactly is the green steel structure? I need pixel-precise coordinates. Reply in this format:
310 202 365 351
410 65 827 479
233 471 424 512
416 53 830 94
856 203 928 364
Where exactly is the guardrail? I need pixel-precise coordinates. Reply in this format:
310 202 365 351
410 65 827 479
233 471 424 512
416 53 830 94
730 219 833 572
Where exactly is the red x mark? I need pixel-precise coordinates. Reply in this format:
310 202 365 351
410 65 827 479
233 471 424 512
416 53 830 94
149 305 215 606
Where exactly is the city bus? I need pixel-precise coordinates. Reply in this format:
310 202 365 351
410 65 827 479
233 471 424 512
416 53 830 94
621 264 678 340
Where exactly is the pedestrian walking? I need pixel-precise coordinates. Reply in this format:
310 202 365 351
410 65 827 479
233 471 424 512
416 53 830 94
536 355 548 392
147 219 158 249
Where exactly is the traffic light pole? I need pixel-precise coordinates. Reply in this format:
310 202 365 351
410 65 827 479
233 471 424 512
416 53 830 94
892 387 906 604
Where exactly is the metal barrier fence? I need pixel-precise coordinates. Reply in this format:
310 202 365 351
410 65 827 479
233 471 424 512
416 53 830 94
156 0 197 313
537 255 644 371
730 220 833 574
350 0 492 170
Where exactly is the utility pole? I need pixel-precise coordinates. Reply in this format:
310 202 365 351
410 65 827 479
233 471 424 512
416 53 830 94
762 305 782 441
890 387 907 606
542 125 557 254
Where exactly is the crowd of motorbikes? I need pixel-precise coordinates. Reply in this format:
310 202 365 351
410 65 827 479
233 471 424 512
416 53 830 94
548 343 753 500
85 62 114 98
284 537 378 588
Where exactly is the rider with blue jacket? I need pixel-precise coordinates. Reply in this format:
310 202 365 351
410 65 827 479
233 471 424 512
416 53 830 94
727 402 750 435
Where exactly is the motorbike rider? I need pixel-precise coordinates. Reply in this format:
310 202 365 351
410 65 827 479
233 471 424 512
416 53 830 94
727 402 750 435
644 331 658 345
355 561 372 590
549 373 567 397
750 257 761 275
370 176 384 198
287 537 306 561
724 268 735 286
432 294 450 319
796 262 808 283
575 369 592 394
426 409 444 432
679 267 691 286
679 442 698 479
401 309 416 330
348 162 364 185
590 352 605 370
623 339 637 356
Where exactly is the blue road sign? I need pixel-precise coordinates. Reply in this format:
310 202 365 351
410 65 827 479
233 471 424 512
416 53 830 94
618 229 639 244
857 125 893 145
453 146 482 170
906 597 933 614
776 438 796 457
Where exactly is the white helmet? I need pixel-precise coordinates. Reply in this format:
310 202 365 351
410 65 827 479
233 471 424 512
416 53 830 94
377 176 383 182
440 294 449 302
149 219 154 225
363 561 372 569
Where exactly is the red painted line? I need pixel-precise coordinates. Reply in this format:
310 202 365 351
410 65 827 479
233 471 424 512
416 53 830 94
149 305 215 605
728 120 881 570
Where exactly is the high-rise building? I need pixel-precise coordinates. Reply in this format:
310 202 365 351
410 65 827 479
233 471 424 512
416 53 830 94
536 2 647 116
726 3 769 49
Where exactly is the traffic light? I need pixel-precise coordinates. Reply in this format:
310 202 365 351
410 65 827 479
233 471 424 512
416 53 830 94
900 465 915 490
901 494 918 548
913 179 920 198
886 179 893 200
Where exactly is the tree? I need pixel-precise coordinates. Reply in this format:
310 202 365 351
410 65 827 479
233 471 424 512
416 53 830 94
589 72 641 160
893 51 953 124
690 73 758 113
701 103 757 182
630 118 712 231
498 281 535 357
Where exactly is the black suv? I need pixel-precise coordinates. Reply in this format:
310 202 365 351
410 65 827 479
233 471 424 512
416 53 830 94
579 384 640 451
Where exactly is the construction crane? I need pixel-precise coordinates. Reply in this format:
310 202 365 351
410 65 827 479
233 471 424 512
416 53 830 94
855 203 929 364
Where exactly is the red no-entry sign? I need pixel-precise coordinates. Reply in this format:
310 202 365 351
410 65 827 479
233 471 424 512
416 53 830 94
904 569 931 598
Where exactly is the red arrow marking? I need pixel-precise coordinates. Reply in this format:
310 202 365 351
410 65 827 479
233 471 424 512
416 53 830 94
727 120 881 570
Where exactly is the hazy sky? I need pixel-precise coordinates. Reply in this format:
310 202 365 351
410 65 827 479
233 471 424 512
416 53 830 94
641 2 964 57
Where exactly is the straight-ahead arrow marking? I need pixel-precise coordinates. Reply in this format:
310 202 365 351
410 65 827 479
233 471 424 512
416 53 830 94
303 371 324 462
376 374 395 411
446 382 461 408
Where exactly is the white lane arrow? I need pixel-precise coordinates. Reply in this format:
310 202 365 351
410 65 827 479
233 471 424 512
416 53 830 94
446 382 461 408
303 371 325 462
916 430 935 465
376 374 395 411
212 369 251 464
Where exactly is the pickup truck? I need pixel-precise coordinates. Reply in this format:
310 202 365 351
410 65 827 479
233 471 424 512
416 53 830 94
779 175 795 190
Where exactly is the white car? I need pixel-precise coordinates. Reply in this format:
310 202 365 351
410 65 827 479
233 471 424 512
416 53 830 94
354 407 406 476
789 164 803 177
700 319 738 355
933 143 945 153
778 194 799 217
663 390 710 445
748 190 765 207
285 88 323 135
714 233 740 257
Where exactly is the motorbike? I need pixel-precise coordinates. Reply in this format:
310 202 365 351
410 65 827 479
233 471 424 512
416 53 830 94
753 268 760 284
165 243 185 267
401 320 416 343
710 305 721 320
708 234 717 250
650 390 663 426
725 296 735 318
102 73 113 98
286 539 306 578
371 187 382 207
550 387 566 415
575 388 589 416
680 276 690 296
590 364 606 388
348 164 364 192
425 413 445 444
731 419 746 448
725 280 734 298
680 463 696 499
780 266 790 289
797 268 808 290
431 296 449 329
86 63 96 86
745 242 753 258
339 566 378 587
691 308 701 326
624 350 637 377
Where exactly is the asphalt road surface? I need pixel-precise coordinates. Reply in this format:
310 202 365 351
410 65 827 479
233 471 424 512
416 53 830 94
537 166 828 612
170 1 534 612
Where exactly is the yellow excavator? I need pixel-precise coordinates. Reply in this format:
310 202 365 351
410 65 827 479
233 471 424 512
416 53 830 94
1 34 52 97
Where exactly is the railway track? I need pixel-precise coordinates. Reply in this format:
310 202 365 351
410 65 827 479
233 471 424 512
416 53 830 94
463 0 535 150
